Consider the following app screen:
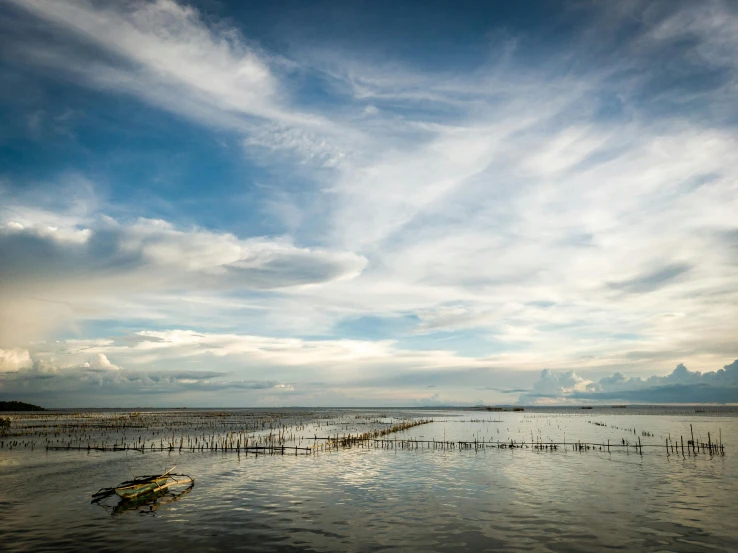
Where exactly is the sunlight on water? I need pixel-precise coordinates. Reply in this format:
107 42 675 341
1 407 737 552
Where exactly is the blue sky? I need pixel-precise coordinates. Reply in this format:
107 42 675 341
0 0 736 407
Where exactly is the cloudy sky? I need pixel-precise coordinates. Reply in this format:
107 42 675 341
0 0 736 407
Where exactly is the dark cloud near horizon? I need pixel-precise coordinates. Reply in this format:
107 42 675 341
569 384 738 404
0 363 288 404
521 360 738 404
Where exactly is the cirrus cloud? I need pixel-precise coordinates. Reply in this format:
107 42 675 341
0 0 737 405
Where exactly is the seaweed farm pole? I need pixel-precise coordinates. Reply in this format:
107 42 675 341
690 424 696 454
665 438 669 456
681 435 685 456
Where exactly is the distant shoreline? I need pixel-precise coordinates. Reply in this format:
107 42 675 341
3 404 737 412
0 401 45 412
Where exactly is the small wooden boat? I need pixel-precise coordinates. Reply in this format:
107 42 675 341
92 467 195 515
114 466 189 500
115 476 170 500
111 481 194 516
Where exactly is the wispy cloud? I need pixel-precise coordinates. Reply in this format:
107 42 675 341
607 263 692 294
0 0 737 404
4 0 352 163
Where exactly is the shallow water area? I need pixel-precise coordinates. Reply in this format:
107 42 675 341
1 406 737 552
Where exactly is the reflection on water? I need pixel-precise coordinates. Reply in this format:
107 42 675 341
1 407 737 552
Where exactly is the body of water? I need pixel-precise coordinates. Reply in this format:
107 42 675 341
1 406 737 552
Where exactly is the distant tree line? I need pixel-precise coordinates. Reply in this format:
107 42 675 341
0 401 45 412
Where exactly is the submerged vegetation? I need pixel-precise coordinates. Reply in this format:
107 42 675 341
0 409 436 455
0 408 727 458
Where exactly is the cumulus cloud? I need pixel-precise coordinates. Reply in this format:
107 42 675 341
82 353 120 371
0 214 365 287
3 335 737 406
0 328 516 405
0 209 366 344
0 348 32 372
531 369 593 396
0 348 293 406
521 360 738 404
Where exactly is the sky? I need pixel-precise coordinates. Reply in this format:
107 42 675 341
0 0 736 407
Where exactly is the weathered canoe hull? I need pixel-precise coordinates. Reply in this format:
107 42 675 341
115 477 168 500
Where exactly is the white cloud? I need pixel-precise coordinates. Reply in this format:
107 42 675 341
244 125 347 168
531 369 593 396
60 329 480 373
11 0 277 117
0 210 366 285
1 0 737 404
6 0 348 164
0 333 504 405
1 220 92 244
521 360 738 404
0 348 32 372
83 353 120 371
0 207 367 344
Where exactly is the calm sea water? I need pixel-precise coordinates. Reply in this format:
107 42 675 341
1 407 737 552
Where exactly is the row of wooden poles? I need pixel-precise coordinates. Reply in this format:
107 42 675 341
15 421 726 457
307 422 726 456
44 443 312 455
30 424 304 452
309 437 725 456
39 419 435 454
322 419 433 449
38 435 725 457
41 431 311 454
664 424 725 456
